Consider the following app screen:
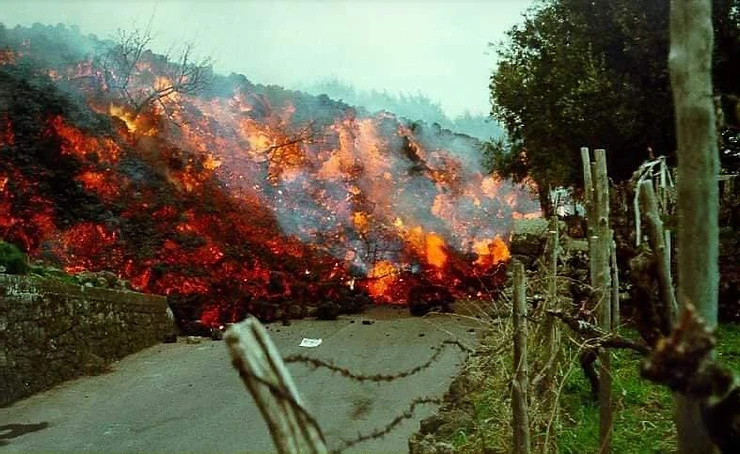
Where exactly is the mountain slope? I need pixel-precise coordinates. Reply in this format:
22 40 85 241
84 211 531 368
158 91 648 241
0 24 539 328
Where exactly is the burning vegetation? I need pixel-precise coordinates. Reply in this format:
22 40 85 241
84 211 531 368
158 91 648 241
0 24 539 330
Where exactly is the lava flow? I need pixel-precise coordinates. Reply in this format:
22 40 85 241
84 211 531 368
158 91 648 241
0 25 540 328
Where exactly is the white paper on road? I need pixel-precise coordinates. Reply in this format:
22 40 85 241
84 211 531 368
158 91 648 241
299 338 322 347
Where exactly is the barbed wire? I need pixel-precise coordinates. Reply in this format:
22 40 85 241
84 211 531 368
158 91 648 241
229 353 329 449
332 396 443 453
284 339 472 383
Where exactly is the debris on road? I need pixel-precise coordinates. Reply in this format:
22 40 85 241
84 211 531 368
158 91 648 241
299 338 323 348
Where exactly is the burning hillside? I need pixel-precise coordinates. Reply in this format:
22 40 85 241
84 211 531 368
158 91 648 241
0 24 539 328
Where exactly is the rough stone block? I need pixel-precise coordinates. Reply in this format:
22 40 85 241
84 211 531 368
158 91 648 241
0 274 169 406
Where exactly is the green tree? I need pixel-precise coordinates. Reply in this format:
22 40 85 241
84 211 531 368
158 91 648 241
0 240 29 275
489 0 740 211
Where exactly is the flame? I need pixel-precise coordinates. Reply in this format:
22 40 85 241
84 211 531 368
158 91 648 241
425 232 448 269
0 31 544 326
203 154 222 171
75 171 120 201
473 236 511 267
48 222 120 273
352 211 370 235
367 260 398 301
109 104 138 132
50 115 121 164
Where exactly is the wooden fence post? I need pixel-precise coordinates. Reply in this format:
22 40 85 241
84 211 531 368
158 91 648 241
638 180 678 327
542 217 561 390
581 147 595 234
512 261 531 454
582 148 613 453
225 318 328 454
610 237 620 330
549 217 559 309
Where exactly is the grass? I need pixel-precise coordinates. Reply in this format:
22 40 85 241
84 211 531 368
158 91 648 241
559 324 740 453
440 321 740 453
558 342 675 453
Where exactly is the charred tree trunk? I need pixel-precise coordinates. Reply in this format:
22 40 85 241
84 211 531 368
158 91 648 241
669 0 720 452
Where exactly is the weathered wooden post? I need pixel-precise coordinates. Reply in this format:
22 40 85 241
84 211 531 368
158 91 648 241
669 0 720 451
581 147 595 233
541 217 561 390
582 148 613 453
594 149 613 454
638 180 678 326
225 318 328 454
610 238 620 329
549 218 559 310
512 260 531 454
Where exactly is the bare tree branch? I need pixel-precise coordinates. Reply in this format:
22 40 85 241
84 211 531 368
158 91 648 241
547 309 651 356
95 27 213 117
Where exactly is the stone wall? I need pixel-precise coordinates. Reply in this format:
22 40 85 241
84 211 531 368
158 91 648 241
0 274 171 407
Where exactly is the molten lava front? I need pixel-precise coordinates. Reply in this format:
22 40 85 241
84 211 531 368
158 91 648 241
0 25 540 328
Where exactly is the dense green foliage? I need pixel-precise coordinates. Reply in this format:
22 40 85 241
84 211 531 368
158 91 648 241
0 240 29 274
489 0 740 203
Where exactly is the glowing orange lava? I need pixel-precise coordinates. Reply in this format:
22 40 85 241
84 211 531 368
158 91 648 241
0 27 544 327
473 236 511 267
367 260 398 301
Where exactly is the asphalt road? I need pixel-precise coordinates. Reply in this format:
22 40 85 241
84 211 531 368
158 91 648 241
0 307 482 453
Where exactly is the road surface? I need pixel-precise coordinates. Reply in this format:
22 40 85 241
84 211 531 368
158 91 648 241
0 306 482 452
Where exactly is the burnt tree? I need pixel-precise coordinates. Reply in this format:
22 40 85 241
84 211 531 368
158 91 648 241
96 25 213 116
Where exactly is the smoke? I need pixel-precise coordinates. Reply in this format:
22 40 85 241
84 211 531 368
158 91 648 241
261 103 537 273
2 22 541 286
298 77 506 142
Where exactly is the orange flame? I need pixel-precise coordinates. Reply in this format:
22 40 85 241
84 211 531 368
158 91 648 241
366 260 398 301
75 171 121 201
1 32 545 325
50 115 121 164
473 236 511 267
425 232 448 269
109 104 138 132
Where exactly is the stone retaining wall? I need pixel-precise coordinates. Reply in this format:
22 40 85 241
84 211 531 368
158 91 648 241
0 274 170 406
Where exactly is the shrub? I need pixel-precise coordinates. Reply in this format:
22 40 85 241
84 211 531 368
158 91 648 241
0 240 30 275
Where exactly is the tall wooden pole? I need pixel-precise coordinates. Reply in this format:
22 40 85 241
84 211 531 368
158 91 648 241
581 148 613 452
592 149 613 453
669 0 720 451
638 180 679 327
610 236 620 330
512 261 531 454
225 319 328 454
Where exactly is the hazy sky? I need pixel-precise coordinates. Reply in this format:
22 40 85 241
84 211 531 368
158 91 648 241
4 0 536 116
